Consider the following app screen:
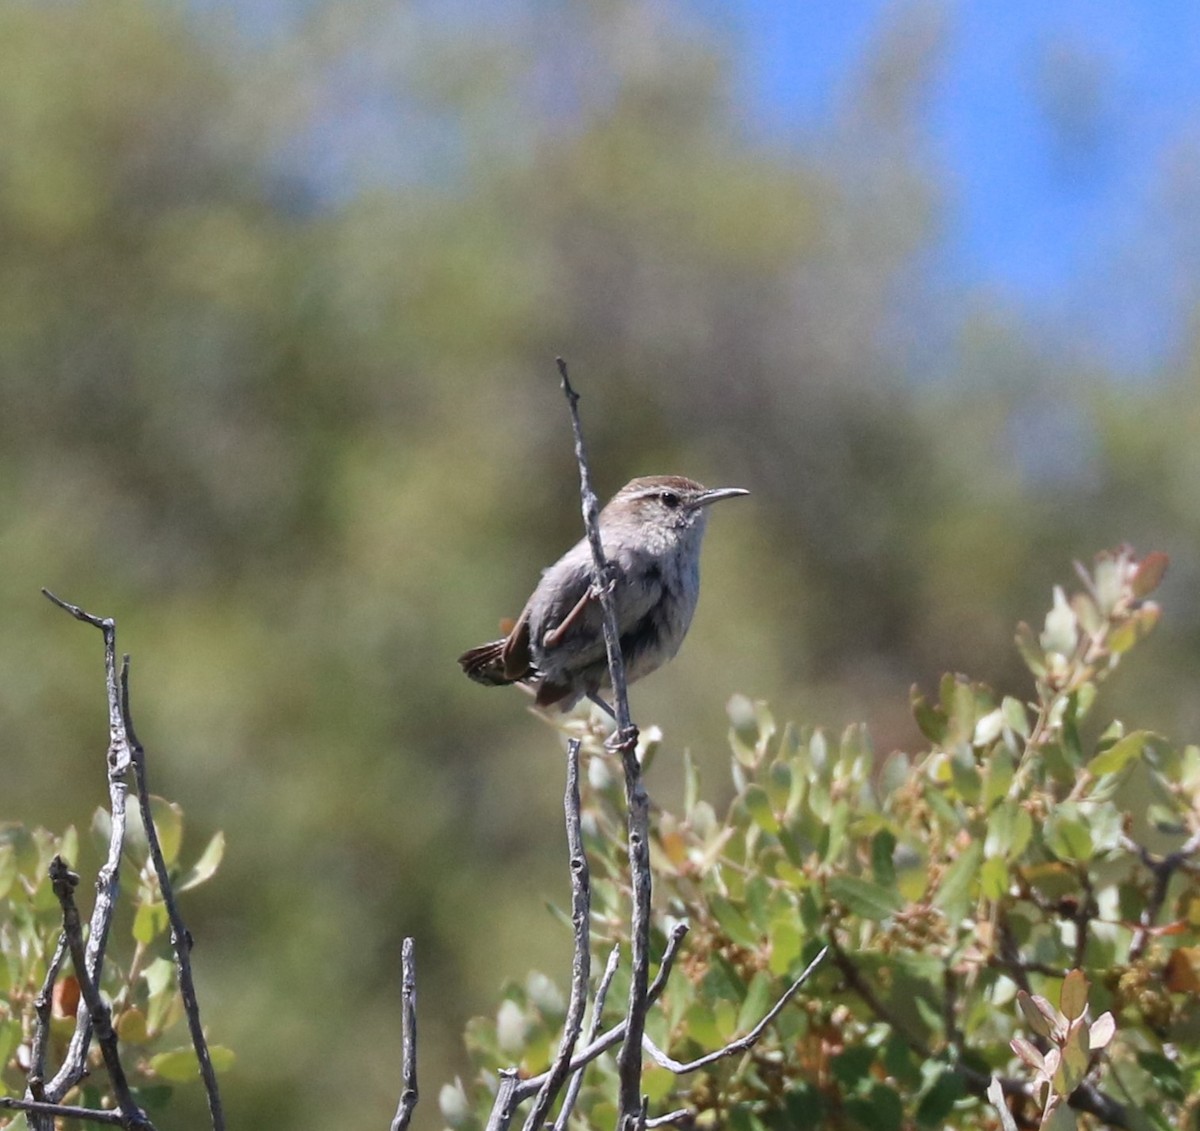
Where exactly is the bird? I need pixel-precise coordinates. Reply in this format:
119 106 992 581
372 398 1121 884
457 475 748 714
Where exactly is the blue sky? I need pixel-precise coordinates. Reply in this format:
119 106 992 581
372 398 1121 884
214 0 1200 375
722 0 1200 373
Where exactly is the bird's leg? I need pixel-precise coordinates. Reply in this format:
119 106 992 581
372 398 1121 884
542 588 596 651
587 691 617 720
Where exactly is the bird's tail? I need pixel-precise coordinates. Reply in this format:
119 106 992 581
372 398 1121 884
458 640 519 686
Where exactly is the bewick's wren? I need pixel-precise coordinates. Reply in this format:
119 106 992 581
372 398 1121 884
458 475 748 713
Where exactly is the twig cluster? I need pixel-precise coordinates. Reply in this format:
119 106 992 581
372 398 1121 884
468 361 826 1131
3 592 227 1131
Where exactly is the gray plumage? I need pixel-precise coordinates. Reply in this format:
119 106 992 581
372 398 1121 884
458 475 747 711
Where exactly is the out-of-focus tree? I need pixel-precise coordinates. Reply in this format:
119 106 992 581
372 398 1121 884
4 0 1200 1127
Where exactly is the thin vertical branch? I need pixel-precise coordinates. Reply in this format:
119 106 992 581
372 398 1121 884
486 1070 522 1131
49 857 153 1130
390 938 419 1131
39 591 132 1111
26 932 68 1101
554 944 621 1131
121 658 226 1131
556 359 634 738
557 358 651 1131
523 739 592 1131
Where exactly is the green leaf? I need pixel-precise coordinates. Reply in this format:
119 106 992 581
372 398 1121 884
766 759 792 811
933 840 981 922
175 830 226 893
148 1043 232 1083
822 800 849 864
143 957 179 1035
149 1047 199 1082
984 801 1032 861
845 1085 903 1131
983 747 1016 808
736 971 775 1032
1089 730 1156 777
768 917 802 976
979 856 1009 901
832 1045 875 1087
133 899 169 946
1015 622 1046 677
1001 696 1030 739
1060 970 1088 1021
743 785 779 834
1045 808 1093 862
710 896 760 949
916 1069 964 1127
911 686 947 744
948 744 981 803
828 875 903 922
1041 586 1078 655
871 830 896 887
0 844 16 900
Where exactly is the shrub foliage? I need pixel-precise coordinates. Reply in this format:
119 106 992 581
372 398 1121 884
447 548 1195 1131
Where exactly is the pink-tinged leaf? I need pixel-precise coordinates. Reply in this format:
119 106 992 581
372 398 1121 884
1060 969 1088 1021
1044 1047 1063 1089
1089 1012 1116 1051
1018 990 1059 1040
1010 1037 1044 1073
1132 552 1169 599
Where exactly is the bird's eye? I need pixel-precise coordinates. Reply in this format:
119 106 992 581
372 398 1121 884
660 491 680 509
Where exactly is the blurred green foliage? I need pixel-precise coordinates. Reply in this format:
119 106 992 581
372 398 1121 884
455 550 1195 1130
4 1 1200 1127
0 798 228 1122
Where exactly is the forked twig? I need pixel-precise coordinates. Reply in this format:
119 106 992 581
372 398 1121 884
38 592 132 1117
26 932 68 1099
553 944 622 1131
640 947 827 1074
512 923 690 1104
48 857 153 1130
38 591 225 1130
522 739 592 1131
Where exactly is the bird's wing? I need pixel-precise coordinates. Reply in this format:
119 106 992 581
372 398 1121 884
500 607 534 680
532 541 664 663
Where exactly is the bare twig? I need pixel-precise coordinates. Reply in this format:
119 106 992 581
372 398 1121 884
557 357 651 1131
645 1110 692 1129
513 922 690 1104
40 591 132 1112
485 1070 521 1131
49 857 153 1130
27 931 68 1099
554 944 622 1131
640 946 827 1075
556 359 634 738
390 937 419 1131
1121 829 1200 961
0 1095 128 1126
122 658 226 1131
524 740 592 1131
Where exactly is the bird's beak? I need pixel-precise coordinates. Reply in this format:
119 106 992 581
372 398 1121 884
689 487 750 510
